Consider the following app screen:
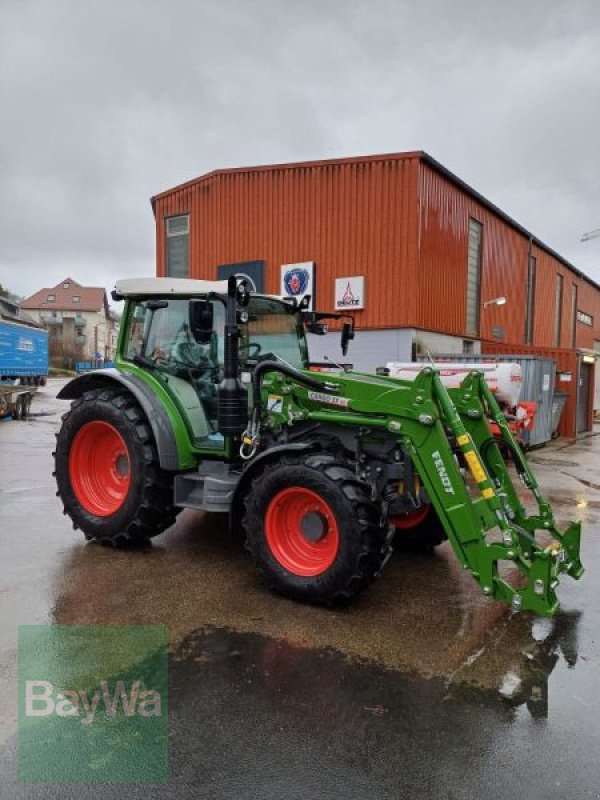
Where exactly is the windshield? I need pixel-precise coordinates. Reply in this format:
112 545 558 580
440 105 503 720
242 297 308 369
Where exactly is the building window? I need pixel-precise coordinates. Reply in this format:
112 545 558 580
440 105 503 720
72 295 80 303
571 284 578 347
524 254 536 345
165 214 189 278
466 218 483 336
554 273 564 347
47 294 56 302
462 339 475 354
63 282 70 289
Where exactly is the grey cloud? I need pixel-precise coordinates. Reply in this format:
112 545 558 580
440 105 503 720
1 0 599 299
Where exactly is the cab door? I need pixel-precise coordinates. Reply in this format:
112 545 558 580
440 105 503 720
124 297 227 452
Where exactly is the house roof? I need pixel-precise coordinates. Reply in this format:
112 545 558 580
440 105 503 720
150 150 600 294
0 297 43 328
20 278 107 312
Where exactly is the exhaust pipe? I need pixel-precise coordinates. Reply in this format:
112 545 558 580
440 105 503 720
217 277 248 436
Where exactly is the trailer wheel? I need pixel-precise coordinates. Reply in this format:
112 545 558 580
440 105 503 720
54 387 180 546
390 503 447 552
242 453 392 605
14 395 24 420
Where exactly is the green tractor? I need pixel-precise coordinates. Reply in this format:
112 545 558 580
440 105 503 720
54 277 583 615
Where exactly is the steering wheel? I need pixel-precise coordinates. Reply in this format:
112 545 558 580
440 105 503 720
246 342 262 358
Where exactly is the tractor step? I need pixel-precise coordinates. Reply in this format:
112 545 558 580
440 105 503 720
174 462 238 513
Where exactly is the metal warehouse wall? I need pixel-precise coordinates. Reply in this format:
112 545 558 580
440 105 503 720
154 154 422 330
418 161 600 351
418 163 529 342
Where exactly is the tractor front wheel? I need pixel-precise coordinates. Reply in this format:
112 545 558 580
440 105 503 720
54 387 180 545
242 453 392 605
390 503 447 552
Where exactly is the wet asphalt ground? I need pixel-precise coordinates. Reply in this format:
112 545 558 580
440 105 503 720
1 379 599 798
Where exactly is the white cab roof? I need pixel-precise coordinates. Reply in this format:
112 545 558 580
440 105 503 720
114 278 229 297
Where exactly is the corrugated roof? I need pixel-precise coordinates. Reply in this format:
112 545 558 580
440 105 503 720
20 277 107 312
150 150 599 293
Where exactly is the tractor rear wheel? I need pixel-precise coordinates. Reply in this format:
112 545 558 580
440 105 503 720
242 452 392 605
54 387 180 545
390 503 447 552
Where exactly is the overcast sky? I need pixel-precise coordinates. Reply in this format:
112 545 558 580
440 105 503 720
1 0 599 300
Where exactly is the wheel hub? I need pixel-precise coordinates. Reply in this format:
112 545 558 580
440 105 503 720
265 487 340 577
69 420 131 517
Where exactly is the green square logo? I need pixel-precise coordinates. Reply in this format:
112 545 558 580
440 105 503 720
18 625 168 782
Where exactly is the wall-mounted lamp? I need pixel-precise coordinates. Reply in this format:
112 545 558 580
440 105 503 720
483 296 507 309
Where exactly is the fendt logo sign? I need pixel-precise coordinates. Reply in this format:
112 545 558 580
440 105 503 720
432 450 455 495
335 276 365 310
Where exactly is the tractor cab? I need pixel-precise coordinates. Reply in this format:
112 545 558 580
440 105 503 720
114 278 310 451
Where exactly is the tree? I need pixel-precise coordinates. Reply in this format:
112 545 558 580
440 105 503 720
0 284 8 299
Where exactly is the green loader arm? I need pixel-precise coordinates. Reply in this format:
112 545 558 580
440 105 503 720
261 366 583 616
412 370 583 616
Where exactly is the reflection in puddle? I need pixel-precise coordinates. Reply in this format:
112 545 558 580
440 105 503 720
454 610 582 719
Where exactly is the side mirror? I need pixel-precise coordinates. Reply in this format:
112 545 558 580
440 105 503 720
341 322 355 356
189 299 214 345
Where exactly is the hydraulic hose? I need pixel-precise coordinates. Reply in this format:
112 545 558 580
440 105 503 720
251 360 339 416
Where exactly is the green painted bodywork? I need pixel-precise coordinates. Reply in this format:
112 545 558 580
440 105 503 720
114 293 582 616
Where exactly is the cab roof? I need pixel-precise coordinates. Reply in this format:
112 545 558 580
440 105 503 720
113 277 293 305
113 277 230 298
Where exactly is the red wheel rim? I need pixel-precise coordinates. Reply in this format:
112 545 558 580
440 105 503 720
69 421 131 516
265 487 340 577
390 504 430 530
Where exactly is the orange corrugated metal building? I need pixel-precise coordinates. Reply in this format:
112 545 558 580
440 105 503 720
152 151 600 437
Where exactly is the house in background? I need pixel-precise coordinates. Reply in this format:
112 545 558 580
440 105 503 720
20 278 117 367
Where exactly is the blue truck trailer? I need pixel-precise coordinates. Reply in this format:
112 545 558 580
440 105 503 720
0 319 49 384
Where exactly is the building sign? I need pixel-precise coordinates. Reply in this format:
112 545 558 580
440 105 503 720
280 262 315 309
218 261 265 292
577 310 593 327
334 276 365 310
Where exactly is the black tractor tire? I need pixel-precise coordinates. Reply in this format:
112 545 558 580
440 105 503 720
13 395 24 420
242 452 392 606
54 387 180 546
391 503 448 552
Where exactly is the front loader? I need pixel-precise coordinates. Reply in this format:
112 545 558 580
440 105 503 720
54 277 583 615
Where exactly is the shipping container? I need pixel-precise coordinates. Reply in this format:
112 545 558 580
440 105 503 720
0 320 49 380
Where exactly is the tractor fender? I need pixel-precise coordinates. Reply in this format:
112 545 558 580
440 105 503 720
57 369 179 470
230 441 317 528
